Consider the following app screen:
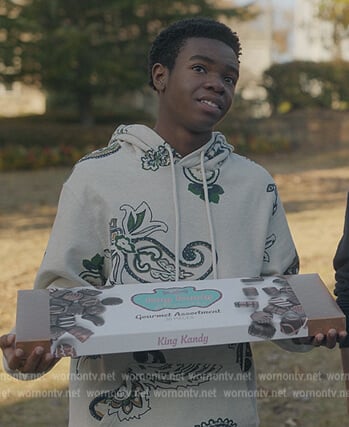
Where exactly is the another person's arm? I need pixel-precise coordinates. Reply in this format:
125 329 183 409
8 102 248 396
334 193 349 348
333 193 349 412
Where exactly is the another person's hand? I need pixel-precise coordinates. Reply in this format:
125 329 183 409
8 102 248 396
0 333 58 374
295 329 347 349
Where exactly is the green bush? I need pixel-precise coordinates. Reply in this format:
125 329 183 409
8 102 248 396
0 144 93 171
0 112 154 171
0 117 112 170
218 113 294 156
0 114 292 171
229 134 292 156
263 60 349 114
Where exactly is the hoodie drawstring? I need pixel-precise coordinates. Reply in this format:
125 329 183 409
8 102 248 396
167 147 180 282
200 151 218 280
166 145 218 282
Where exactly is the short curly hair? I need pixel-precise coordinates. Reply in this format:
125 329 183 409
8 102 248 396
148 17 241 90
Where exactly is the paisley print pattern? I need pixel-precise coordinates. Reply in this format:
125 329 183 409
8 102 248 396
263 234 276 263
235 343 253 373
89 363 223 422
184 168 224 204
141 144 171 171
194 418 238 427
283 254 300 275
106 201 213 285
266 183 278 215
79 253 107 287
139 134 230 204
78 143 121 163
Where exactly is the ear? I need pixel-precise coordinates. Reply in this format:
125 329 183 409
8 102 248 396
152 63 169 93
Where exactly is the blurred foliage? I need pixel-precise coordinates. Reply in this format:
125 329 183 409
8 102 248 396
229 133 292 156
316 0 349 60
0 112 293 171
263 60 349 113
0 109 154 170
218 112 293 156
0 143 88 170
0 0 255 125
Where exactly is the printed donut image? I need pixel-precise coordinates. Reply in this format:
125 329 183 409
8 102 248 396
248 321 276 339
49 287 123 348
280 310 307 335
250 311 273 325
242 287 259 298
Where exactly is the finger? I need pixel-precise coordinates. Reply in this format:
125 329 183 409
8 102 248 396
339 330 348 342
325 329 337 349
6 347 26 371
20 347 46 374
313 333 324 346
0 334 15 350
36 352 58 373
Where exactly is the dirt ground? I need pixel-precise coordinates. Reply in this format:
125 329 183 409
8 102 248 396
1 147 349 426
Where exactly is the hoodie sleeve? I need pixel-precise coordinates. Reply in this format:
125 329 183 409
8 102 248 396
260 186 313 353
333 193 349 348
3 174 109 379
34 178 108 291
261 186 299 277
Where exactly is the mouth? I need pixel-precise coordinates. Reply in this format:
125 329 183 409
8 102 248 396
199 98 222 111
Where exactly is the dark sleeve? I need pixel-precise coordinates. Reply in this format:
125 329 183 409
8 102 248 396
333 193 349 347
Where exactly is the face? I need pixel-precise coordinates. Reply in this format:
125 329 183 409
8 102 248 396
153 37 239 137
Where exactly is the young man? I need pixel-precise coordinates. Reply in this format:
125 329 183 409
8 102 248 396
1 17 342 427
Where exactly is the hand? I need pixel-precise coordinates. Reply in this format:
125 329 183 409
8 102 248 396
0 334 58 374
295 329 347 349
312 329 347 348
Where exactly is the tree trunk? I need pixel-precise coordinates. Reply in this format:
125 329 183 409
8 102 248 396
332 21 342 61
77 91 94 126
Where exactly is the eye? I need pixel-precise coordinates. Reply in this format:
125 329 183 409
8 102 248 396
192 64 206 73
224 76 236 86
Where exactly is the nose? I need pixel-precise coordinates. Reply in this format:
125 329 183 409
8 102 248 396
204 73 225 93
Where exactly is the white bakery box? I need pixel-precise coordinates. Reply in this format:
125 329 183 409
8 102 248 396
15 273 345 358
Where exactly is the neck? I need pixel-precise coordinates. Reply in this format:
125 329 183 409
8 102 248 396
153 123 212 156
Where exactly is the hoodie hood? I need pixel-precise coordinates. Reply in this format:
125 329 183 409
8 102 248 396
108 124 233 171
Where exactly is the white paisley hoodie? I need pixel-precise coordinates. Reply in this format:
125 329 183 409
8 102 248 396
7 124 310 427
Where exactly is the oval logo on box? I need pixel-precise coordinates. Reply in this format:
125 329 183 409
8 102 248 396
131 286 222 311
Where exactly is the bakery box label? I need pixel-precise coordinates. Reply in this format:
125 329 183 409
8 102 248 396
131 286 222 311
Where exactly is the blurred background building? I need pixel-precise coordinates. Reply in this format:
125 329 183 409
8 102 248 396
293 0 349 61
